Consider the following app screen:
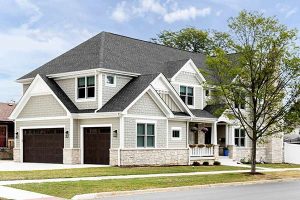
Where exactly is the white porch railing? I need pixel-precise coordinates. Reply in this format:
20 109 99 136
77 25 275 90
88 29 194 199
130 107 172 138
189 146 214 157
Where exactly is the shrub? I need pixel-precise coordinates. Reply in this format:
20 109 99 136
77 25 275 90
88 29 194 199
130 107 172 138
214 161 221 166
203 161 209 166
192 161 201 166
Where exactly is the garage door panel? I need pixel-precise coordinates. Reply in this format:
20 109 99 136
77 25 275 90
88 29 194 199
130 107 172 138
84 127 110 165
23 128 64 164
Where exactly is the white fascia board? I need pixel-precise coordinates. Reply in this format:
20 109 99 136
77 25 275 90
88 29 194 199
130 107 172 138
152 74 194 117
10 74 71 119
16 78 34 84
72 112 121 119
171 59 206 83
191 117 218 123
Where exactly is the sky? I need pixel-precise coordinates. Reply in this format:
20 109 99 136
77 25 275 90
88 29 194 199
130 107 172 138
0 0 300 102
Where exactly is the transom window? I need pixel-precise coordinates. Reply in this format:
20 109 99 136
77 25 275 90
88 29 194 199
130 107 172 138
105 75 116 87
172 127 181 139
77 76 95 99
137 123 155 148
235 128 246 147
180 86 194 106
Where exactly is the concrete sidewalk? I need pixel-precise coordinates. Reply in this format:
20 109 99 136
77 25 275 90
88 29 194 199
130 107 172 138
2 168 300 186
0 186 60 200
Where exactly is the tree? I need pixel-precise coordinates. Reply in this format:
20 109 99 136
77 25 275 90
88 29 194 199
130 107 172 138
206 11 300 174
151 27 230 55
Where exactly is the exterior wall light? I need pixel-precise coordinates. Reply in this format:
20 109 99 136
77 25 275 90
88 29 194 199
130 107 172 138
65 131 69 138
15 132 19 139
113 130 118 137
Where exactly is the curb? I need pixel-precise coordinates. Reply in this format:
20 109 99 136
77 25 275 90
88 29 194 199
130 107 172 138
72 178 300 200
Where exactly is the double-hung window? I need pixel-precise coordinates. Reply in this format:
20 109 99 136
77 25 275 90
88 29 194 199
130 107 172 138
180 86 194 106
77 76 95 99
235 128 246 147
172 127 181 139
137 123 155 148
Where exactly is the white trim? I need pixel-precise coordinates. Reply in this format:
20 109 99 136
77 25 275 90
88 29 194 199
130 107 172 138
75 75 97 102
135 120 157 149
171 82 203 88
171 127 182 140
70 118 74 148
19 125 66 163
15 116 70 122
179 84 195 109
98 73 103 109
0 125 8 148
120 115 124 149
124 114 167 120
80 124 112 164
104 74 117 87
71 112 121 119
166 120 169 148
171 59 206 83
10 74 71 120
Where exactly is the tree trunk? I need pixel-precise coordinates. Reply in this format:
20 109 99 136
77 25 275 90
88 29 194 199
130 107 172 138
251 139 257 174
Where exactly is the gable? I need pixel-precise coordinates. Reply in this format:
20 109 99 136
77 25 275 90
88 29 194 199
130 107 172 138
128 92 165 117
18 95 67 118
174 71 200 85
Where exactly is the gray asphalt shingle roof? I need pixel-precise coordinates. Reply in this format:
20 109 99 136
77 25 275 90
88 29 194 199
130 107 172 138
99 73 160 113
190 109 217 119
19 32 206 80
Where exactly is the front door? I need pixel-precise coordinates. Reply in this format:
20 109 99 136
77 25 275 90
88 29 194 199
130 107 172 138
84 127 111 165
0 126 7 147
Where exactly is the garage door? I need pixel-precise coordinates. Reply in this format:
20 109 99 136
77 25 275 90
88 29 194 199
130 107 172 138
84 127 111 165
23 128 64 164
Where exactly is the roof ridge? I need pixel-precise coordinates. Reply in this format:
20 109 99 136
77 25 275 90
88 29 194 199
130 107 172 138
103 31 204 56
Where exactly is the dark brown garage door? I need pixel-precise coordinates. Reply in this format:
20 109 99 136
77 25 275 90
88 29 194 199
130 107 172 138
23 128 64 164
84 127 111 165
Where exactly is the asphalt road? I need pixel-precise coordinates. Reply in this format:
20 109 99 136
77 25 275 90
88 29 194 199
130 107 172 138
99 180 300 200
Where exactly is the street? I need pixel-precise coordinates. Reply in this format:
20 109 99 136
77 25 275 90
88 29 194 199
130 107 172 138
100 180 300 200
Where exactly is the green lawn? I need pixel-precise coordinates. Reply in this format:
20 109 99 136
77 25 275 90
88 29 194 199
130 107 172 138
9 171 300 199
257 163 300 168
0 165 245 181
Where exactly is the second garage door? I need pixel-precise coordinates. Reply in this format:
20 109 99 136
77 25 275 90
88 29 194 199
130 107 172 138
23 128 64 164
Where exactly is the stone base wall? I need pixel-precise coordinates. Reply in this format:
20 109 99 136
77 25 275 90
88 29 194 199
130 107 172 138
63 148 80 164
119 149 189 166
266 137 283 163
0 148 13 160
13 148 20 162
110 149 119 166
235 147 267 163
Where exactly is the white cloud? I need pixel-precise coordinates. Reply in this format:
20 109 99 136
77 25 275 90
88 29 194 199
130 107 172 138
276 3 298 18
111 0 211 23
164 7 211 23
15 0 42 27
111 1 130 23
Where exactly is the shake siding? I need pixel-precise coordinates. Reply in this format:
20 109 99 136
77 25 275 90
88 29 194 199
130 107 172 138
56 78 98 110
174 71 200 85
124 117 167 148
15 119 71 148
102 74 132 105
168 120 187 148
73 119 79 148
128 93 165 116
18 95 67 118
79 118 120 149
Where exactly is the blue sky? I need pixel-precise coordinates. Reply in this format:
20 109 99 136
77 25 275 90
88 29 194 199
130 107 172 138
0 0 299 102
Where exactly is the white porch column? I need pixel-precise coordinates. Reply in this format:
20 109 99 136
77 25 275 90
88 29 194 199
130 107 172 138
212 122 218 145
228 125 235 145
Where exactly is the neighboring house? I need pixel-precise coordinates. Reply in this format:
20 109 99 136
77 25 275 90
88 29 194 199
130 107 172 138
10 32 283 165
284 127 300 144
0 102 15 160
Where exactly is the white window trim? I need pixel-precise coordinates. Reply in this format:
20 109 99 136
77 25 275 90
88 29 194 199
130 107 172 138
104 74 117 87
0 125 8 148
136 120 157 149
234 128 246 147
179 85 195 109
171 127 182 140
75 75 96 102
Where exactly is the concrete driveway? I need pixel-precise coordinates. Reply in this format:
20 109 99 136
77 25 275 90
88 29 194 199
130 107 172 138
0 161 107 171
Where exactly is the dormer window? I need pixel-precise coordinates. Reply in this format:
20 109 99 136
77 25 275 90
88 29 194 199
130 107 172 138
105 75 116 87
77 76 95 99
180 86 194 106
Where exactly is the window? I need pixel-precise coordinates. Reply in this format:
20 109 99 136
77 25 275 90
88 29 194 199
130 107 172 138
105 75 116 87
180 86 194 106
235 128 246 147
77 76 95 99
172 127 181 139
137 123 155 148
205 89 210 97
234 93 245 109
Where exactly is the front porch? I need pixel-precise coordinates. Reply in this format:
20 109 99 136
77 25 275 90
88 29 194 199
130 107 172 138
188 121 235 163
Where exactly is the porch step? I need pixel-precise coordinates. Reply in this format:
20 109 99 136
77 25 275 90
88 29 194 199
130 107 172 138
217 156 241 167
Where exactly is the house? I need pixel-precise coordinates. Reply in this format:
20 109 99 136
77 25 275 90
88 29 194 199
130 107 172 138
284 127 300 144
10 32 283 165
0 102 15 160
